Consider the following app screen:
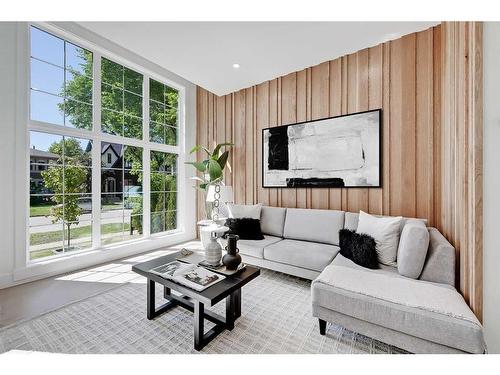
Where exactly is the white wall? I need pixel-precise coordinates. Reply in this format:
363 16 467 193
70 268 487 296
0 23 17 284
483 21 500 354
0 22 198 288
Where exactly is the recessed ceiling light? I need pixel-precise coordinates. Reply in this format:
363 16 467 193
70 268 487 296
232 63 240 69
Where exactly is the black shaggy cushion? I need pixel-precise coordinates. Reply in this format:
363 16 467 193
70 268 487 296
338 229 378 269
339 229 355 259
224 218 264 240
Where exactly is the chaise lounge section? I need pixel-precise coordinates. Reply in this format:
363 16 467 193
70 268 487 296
227 205 486 354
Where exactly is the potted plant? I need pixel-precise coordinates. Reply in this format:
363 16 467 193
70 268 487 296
186 142 233 221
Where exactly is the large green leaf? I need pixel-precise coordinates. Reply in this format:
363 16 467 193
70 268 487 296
185 161 207 173
189 145 211 155
217 150 229 170
211 142 234 158
208 159 223 181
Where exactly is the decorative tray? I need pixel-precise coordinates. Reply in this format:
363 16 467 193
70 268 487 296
176 249 246 276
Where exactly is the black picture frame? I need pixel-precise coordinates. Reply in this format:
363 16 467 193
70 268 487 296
261 108 382 188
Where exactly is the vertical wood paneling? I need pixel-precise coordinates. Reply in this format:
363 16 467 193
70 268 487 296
280 73 297 208
347 50 369 213
382 42 391 216
256 82 269 206
368 45 384 215
439 22 483 319
224 95 233 186
389 34 417 218
296 70 308 208
268 79 279 206
195 23 483 318
245 87 254 204
328 59 342 210
311 62 330 209
416 29 434 224
233 90 246 204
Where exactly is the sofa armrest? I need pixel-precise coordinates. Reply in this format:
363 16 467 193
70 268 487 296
419 227 456 287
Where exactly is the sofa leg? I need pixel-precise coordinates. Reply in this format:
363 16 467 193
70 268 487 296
318 319 326 335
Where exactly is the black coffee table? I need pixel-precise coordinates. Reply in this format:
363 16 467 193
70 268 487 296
132 251 260 351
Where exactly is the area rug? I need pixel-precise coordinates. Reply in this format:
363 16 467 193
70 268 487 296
0 269 406 354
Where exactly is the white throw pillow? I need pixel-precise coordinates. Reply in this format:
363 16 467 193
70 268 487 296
227 203 262 219
356 210 403 266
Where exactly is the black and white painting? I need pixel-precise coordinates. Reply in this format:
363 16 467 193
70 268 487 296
262 109 381 188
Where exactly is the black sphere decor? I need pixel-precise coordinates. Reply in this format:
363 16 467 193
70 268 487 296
223 234 242 270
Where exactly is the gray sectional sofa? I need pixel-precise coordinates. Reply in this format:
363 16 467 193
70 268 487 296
227 205 486 354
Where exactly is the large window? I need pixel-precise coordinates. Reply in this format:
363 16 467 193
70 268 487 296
150 151 178 233
30 26 93 130
29 132 93 260
149 78 179 145
101 142 143 245
101 58 143 139
28 25 182 262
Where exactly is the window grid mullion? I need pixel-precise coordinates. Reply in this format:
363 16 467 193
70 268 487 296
143 77 151 237
91 52 102 250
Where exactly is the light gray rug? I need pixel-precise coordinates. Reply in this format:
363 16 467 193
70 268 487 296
0 269 406 354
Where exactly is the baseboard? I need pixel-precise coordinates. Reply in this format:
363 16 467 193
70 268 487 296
0 272 13 288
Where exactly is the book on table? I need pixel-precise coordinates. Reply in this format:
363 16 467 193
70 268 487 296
149 261 225 291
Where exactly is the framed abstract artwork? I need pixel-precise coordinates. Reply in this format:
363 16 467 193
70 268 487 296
262 109 382 188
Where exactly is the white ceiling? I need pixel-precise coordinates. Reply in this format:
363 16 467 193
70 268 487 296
79 22 439 96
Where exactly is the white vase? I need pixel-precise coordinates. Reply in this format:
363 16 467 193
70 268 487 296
205 232 222 266
199 225 212 249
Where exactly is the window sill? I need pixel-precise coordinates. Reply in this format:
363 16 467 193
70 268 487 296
9 229 194 288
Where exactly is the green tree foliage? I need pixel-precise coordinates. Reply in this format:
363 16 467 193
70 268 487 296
54 49 181 236
62 49 93 130
42 139 88 249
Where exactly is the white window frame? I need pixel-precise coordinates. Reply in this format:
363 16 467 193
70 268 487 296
25 22 187 264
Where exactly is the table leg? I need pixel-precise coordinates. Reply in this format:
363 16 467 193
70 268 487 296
234 289 241 319
147 279 155 320
194 301 205 351
163 286 170 299
225 293 235 331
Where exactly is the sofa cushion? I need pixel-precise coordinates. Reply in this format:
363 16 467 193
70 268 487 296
312 256 486 353
344 212 428 233
260 206 287 237
397 220 430 279
283 208 344 246
419 228 455 286
224 218 264 240
221 235 282 259
356 210 402 266
227 203 262 219
264 239 340 272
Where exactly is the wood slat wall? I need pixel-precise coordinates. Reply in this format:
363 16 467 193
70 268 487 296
195 22 483 319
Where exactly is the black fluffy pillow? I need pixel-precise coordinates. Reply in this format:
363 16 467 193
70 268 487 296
339 229 355 259
224 218 264 240
338 229 378 269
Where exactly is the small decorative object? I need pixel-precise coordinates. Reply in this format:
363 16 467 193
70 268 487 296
262 109 381 188
200 224 228 254
205 231 223 266
223 234 242 270
185 142 234 220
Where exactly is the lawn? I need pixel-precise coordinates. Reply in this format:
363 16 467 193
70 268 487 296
31 202 122 217
30 222 132 246
30 204 53 217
